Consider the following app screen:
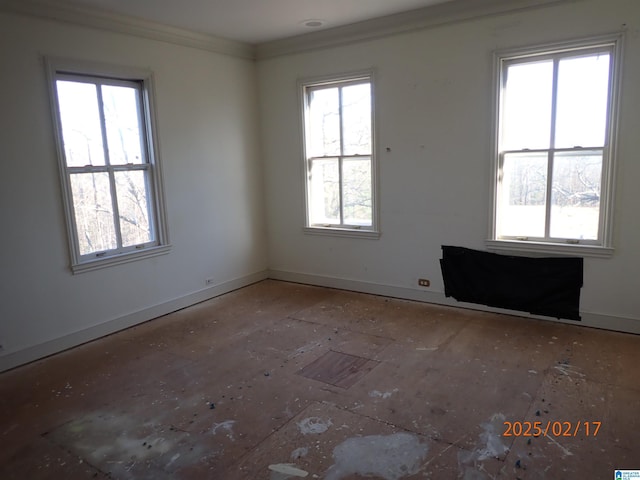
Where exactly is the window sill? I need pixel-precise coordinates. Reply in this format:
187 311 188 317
303 226 380 239
485 239 613 258
71 244 171 274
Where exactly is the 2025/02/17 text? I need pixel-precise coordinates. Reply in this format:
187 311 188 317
503 421 601 437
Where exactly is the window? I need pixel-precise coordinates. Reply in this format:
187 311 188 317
301 71 378 236
489 35 622 257
47 58 169 272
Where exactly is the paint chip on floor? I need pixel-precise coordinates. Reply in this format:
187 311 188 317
369 388 399 399
324 432 429 480
268 463 309 478
458 413 509 470
290 447 309 459
212 420 236 440
297 417 332 435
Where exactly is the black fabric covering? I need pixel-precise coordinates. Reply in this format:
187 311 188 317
439 246 583 321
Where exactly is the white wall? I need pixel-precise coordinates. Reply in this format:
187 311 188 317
0 13 268 370
258 0 640 330
1 0 638 372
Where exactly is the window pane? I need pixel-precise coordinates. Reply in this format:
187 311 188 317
343 157 372 226
555 53 610 148
56 81 105 167
342 83 371 155
502 61 553 150
69 173 116 255
499 152 548 238
309 158 339 224
103 85 145 165
308 88 340 157
115 170 153 247
550 151 602 240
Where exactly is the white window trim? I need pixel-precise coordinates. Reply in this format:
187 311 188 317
45 57 170 273
487 33 624 258
299 69 380 239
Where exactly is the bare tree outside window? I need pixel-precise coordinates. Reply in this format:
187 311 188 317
304 76 374 230
495 42 617 246
49 61 168 271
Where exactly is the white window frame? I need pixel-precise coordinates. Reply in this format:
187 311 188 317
46 57 170 273
487 34 623 258
300 70 379 238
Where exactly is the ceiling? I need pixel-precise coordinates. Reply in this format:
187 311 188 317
47 0 456 44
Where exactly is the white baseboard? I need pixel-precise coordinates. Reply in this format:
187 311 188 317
268 269 640 335
0 270 268 373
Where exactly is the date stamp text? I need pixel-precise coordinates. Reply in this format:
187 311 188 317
503 421 601 437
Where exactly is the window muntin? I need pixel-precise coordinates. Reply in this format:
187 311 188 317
48 60 169 271
303 74 376 232
494 40 618 249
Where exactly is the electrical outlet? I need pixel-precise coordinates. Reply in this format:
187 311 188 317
205 278 215 286
418 278 430 287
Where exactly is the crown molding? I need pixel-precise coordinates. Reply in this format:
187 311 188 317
0 0 255 60
0 0 584 61
256 0 581 60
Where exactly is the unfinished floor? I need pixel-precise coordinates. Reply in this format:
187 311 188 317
1 279 639 479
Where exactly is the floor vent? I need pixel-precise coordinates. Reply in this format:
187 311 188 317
297 350 379 388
